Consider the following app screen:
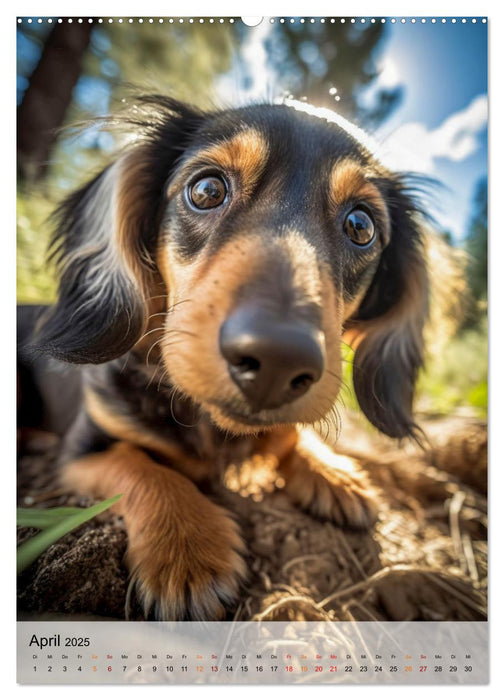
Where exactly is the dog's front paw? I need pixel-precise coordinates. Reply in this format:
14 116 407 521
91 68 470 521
62 445 246 620
126 487 246 621
279 431 378 529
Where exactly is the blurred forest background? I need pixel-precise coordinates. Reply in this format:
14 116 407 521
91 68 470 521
16 18 487 422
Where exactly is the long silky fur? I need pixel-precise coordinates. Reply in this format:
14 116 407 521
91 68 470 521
34 97 204 364
348 175 430 440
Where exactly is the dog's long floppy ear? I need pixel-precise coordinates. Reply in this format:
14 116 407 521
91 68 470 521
35 97 203 364
345 183 429 440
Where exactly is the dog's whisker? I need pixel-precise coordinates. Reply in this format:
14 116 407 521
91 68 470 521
167 298 193 313
145 331 198 366
144 363 164 390
310 394 344 444
168 386 200 428
326 368 344 382
137 325 165 344
146 311 168 321
156 369 170 392
119 354 130 374
166 328 199 338
138 326 199 348
144 294 193 311
146 337 164 367
145 293 170 303
162 339 191 349
330 405 343 438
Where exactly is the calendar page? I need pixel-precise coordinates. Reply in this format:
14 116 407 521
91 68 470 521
16 14 488 685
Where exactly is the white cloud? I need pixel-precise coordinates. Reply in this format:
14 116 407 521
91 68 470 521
377 56 402 89
376 94 488 173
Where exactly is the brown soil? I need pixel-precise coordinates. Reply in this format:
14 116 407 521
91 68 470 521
17 412 487 623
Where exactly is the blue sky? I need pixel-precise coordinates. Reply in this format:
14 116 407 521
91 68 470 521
377 21 487 129
355 20 488 241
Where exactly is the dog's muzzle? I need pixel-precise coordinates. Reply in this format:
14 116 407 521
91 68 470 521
219 303 325 412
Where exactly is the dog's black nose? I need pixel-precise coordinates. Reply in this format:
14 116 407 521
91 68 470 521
219 305 325 411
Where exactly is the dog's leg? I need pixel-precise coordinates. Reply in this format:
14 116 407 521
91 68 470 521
62 442 246 620
276 428 378 529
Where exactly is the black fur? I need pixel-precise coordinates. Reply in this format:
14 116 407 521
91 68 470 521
350 179 429 439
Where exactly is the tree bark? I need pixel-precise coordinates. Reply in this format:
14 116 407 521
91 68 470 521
17 22 93 181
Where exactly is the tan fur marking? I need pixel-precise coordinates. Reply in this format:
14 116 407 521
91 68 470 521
116 147 157 294
329 158 390 230
156 235 266 422
157 231 343 434
62 443 245 620
167 129 269 200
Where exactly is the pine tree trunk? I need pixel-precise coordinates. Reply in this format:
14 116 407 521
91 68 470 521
17 22 93 181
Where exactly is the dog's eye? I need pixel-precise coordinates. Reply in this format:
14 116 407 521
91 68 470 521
189 176 227 209
344 209 375 246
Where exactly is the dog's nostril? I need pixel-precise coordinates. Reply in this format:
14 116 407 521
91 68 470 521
290 372 314 393
234 356 261 373
220 304 326 411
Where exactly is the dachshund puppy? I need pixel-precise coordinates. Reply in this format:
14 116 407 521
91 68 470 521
18 96 429 620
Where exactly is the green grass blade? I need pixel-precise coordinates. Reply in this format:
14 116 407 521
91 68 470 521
17 494 123 574
17 506 89 529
